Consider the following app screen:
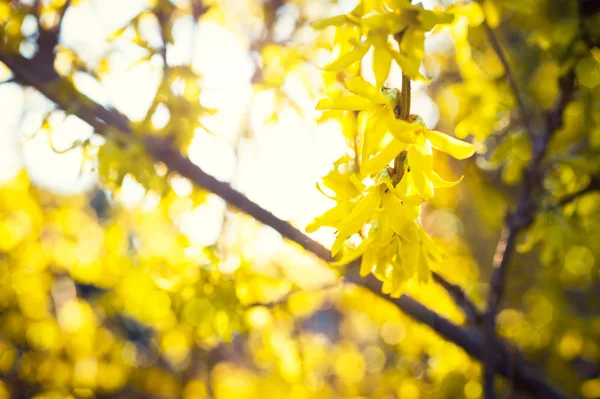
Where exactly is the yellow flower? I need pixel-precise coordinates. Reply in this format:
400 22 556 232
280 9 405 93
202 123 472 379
312 3 453 85
306 157 362 233
367 116 476 199
402 131 473 199
316 77 421 174
370 223 443 297
308 148 464 296
317 170 442 297
316 76 395 111
316 78 476 199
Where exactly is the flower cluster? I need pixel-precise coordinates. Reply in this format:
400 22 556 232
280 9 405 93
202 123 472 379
309 0 474 296
313 1 453 85
309 77 474 296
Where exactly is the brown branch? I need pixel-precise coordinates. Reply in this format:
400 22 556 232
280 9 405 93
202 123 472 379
557 175 600 206
56 0 72 25
154 4 171 67
432 272 483 325
483 225 519 397
346 266 568 399
0 49 569 399
191 0 209 21
482 69 576 397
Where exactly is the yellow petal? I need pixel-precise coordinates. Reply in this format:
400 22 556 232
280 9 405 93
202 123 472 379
413 171 434 199
377 207 396 243
316 95 374 111
306 207 348 233
424 129 475 159
382 191 410 236
400 27 425 63
408 136 434 198
373 40 392 88
320 167 361 200
331 239 369 266
354 0 383 16
417 245 431 283
360 249 375 277
419 8 454 30
311 14 348 30
315 182 336 200
420 228 443 263
398 234 419 277
394 173 422 207
404 202 421 221
361 12 390 30
305 221 320 233
362 139 408 176
388 119 422 142
373 258 391 282
337 189 381 235
361 9 408 30
331 234 347 256
306 204 350 232
344 76 390 104
387 271 410 297
389 50 429 82
429 170 464 188
324 44 371 71
349 174 366 191
361 108 389 163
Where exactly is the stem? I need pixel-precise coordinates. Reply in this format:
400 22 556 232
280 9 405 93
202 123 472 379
400 72 411 120
393 73 411 183
483 225 519 398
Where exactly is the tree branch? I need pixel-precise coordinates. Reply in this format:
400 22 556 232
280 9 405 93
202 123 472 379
0 49 569 399
432 272 483 325
557 174 600 206
482 68 576 397
481 18 535 143
345 266 568 399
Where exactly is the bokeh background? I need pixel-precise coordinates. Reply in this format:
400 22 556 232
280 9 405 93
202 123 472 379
1 0 599 398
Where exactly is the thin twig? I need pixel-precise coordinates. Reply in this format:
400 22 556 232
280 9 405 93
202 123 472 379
432 272 483 325
481 18 535 142
57 0 72 25
155 6 170 68
556 175 600 206
483 225 519 397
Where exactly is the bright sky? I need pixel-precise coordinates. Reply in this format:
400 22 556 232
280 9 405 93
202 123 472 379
0 0 441 252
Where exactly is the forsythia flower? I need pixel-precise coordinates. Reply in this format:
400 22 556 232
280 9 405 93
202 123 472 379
317 77 475 199
312 1 453 85
308 168 442 296
308 156 362 231
310 77 475 296
309 0 471 297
